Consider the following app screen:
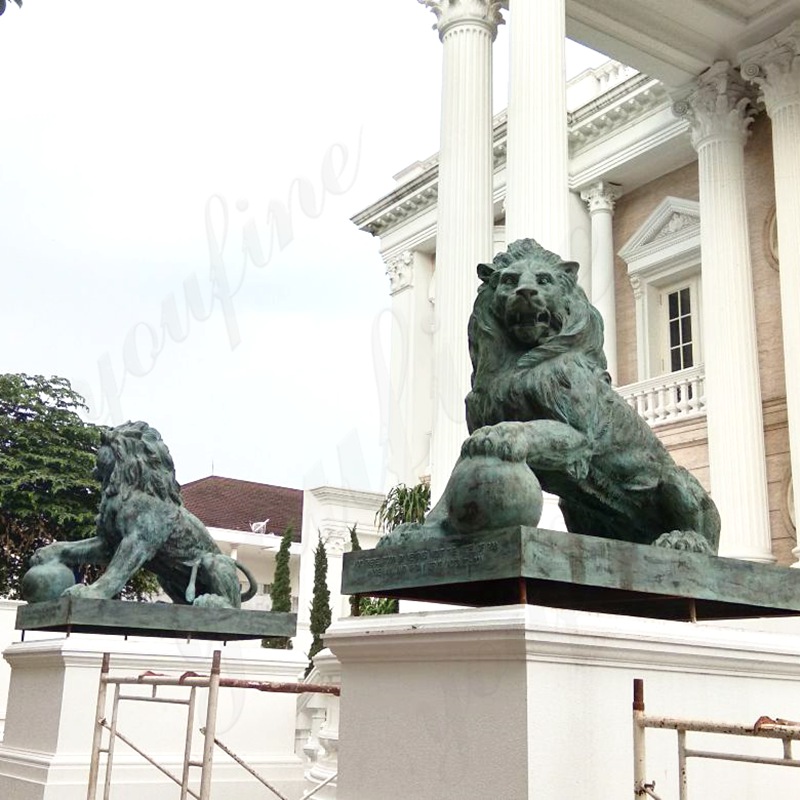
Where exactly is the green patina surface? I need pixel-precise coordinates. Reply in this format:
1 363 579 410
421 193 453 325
381 240 721 556
15 596 297 641
344 526 800 622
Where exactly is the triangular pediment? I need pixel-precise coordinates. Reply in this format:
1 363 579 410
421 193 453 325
618 197 700 272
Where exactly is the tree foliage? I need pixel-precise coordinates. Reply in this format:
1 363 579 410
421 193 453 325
375 482 431 535
306 534 331 675
348 523 399 615
262 526 293 649
0 373 155 600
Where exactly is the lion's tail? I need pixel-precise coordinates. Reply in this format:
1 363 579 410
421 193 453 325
235 560 258 603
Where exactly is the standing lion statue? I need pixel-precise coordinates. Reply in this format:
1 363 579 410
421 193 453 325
384 238 720 553
23 421 257 608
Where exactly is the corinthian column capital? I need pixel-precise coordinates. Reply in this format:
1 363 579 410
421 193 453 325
740 21 800 116
672 62 757 150
580 181 622 214
419 0 505 40
384 250 414 295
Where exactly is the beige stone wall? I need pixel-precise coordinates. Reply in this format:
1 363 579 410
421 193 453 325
612 114 795 564
613 162 700 387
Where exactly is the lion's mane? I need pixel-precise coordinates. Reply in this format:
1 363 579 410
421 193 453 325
99 421 182 504
466 239 610 432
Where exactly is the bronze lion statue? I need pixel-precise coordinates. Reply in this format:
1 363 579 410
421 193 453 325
385 239 720 553
24 421 257 607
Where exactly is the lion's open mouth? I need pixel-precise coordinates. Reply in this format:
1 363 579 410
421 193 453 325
507 308 562 344
510 309 552 327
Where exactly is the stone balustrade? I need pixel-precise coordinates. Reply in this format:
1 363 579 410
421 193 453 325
619 365 706 427
298 648 341 800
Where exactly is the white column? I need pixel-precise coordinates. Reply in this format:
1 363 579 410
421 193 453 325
323 528 348 624
675 63 773 562
420 0 502 500
382 249 434 487
505 0 569 255
741 23 800 565
580 181 621 383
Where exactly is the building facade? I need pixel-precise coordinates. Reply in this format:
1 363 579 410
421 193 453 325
352 1 800 566
182 476 384 653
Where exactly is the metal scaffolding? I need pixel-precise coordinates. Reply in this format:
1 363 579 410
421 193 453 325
87 650 340 800
632 677 800 799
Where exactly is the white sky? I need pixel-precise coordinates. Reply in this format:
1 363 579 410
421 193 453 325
0 1 608 493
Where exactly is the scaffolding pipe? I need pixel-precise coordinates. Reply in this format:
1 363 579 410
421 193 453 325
87 650 341 799
102 684 121 800
106 674 340 696
632 678 649 798
198 650 221 800
633 678 800 800
202 729 291 800
98 720 201 800
300 771 339 800
179 686 197 800
87 653 110 800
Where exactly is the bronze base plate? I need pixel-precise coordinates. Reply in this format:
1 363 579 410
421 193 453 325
342 526 800 622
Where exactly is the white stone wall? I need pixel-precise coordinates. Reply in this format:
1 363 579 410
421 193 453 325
0 634 308 799
0 601 22 741
296 486 384 658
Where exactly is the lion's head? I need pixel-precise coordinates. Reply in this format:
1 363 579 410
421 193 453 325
469 239 607 373
97 421 182 505
466 239 609 430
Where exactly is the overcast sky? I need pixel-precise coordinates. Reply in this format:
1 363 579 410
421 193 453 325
0 1 607 493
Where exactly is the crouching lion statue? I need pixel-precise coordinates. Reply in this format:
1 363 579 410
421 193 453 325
22 421 257 608
384 238 720 554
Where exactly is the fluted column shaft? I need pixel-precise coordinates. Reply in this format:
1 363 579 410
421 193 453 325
742 24 800 564
581 182 621 382
382 249 435 487
421 0 501 499
677 63 773 561
505 0 569 254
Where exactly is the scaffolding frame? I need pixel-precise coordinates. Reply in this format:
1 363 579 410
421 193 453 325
632 677 800 799
87 650 340 800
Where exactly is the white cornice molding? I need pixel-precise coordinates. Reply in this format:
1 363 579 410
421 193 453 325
568 109 692 190
618 196 701 277
307 485 384 512
568 74 668 153
353 74 690 240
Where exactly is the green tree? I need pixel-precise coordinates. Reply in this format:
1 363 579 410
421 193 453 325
348 524 362 617
348 523 399 616
306 534 331 675
0 373 155 600
375 482 431 535
262 526 294 649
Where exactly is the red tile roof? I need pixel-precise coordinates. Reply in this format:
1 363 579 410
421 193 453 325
181 476 302 540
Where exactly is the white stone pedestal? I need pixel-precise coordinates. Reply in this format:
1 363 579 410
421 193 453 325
327 605 800 799
0 635 307 800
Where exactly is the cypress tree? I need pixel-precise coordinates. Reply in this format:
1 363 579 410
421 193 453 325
262 526 293 649
306 534 331 674
348 524 361 617
348 523 399 616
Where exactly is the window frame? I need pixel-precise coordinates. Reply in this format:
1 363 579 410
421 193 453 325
618 196 702 381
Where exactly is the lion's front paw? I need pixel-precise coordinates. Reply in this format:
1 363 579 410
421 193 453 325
30 543 64 567
62 583 105 599
462 423 530 462
193 594 234 609
653 530 714 554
